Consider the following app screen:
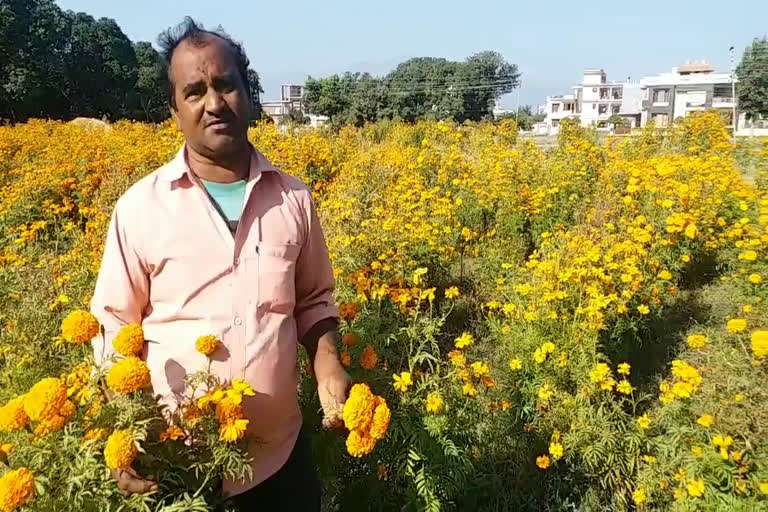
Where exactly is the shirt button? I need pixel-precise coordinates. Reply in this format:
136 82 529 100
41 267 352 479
234 316 242 326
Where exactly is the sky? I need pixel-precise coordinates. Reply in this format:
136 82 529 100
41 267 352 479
57 0 768 109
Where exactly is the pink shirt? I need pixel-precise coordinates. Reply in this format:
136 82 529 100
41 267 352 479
90 145 338 496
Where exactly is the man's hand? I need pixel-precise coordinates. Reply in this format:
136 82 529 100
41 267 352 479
316 358 351 430
111 467 158 496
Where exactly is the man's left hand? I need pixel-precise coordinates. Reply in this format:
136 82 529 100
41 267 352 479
315 359 351 431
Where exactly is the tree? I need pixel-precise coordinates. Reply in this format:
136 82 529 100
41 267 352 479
134 41 167 122
736 38 768 120
246 69 263 121
459 51 520 122
497 105 545 131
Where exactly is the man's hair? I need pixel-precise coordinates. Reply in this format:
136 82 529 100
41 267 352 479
157 17 250 109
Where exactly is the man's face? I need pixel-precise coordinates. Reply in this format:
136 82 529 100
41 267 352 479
169 35 250 159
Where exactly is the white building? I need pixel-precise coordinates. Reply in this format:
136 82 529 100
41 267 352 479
544 94 577 133
261 84 306 124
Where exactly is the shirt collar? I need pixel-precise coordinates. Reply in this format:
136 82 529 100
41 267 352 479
159 143 278 183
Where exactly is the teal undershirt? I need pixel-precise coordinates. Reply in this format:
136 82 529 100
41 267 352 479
201 179 246 233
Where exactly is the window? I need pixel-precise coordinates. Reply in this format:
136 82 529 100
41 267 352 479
652 113 669 127
600 88 609 99
612 88 623 100
598 104 608 115
552 103 560 113
592 103 597 109
552 119 560 127
564 103 572 111
653 89 667 103
612 104 620 114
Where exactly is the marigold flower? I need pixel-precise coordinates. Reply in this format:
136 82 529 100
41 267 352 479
687 479 705 498
616 380 633 395
0 397 29 432
589 363 611 383
658 270 672 280
748 273 762 284
696 414 714 428
632 488 646 505
104 429 137 469
536 454 550 469
33 413 68 438
425 392 444 414
448 350 466 367
346 429 376 458
83 428 108 443
0 467 35 511
726 318 747 333
751 330 768 359
61 309 99 344
454 332 474 349
342 384 375 432
617 362 630 375
159 425 186 442
444 286 459 299
637 304 650 315
24 378 66 422
470 361 489 378
687 334 708 349
462 382 477 397
340 351 351 367
219 419 249 442
509 358 522 371
225 380 256 405
637 413 651 430
342 332 358 347
549 442 563 460
392 372 412 392
106 357 150 395
369 397 390 441
360 345 378 370
195 335 219 356
112 323 144 357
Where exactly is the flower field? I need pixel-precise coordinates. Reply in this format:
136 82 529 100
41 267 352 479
0 112 767 511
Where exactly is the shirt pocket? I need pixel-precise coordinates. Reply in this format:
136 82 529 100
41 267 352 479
248 243 301 315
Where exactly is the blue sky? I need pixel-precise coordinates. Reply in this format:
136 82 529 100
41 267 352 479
57 0 767 108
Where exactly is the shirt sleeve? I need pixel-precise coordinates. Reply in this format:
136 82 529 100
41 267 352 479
90 199 150 366
294 192 339 341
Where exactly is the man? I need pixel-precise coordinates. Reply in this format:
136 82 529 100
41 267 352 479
90 17 350 511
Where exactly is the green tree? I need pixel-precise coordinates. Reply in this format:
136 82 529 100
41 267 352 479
736 38 768 120
134 41 167 122
497 105 545 131
246 69 264 121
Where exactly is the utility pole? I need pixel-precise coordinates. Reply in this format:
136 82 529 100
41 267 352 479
515 76 522 122
730 45 737 143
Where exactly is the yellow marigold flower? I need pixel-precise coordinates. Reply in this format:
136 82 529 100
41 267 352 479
637 304 650 315
392 372 412 392
687 334 708 349
24 378 66 422
748 273 762 284
33 413 68 438
643 455 656 464
600 378 616 391
219 419 249 443
637 413 651 430
106 357 151 395
61 309 99 344
195 335 219 357
112 323 144 357
684 223 697 239
0 467 35 511
589 363 611 383
454 332 474 349
470 361 489 378
462 382 478 397
687 479 705 498
549 442 563 460
541 342 556 354
727 318 747 333
536 454 550 469
215 397 245 425
225 380 256 405
197 387 225 410
751 330 768 359
444 286 459 299
632 488 646 505
759 482 768 495
696 414 714 428
673 488 684 500
509 358 522 371
0 397 29 432
538 384 553 402
369 397 390 440
425 392 444 414
360 345 378 370
346 429 376 458
83 428 108 443
681 254 691 263
691 446 703 457
104 429 137 469
738 250 757 261
617 362 630 375
658 270 673 280
734 393 744 402
616 380 633 395
712 434 733 448
342 384 375 432
448 350 466 367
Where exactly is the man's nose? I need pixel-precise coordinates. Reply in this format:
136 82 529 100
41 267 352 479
205 90 226 114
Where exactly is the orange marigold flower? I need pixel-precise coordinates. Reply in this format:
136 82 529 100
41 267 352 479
112 323 144 357
369 397 390 441
342 332 358 347
61 310 99 344
342 383 376 432
104 429 137 469
0 397 29 432
360 345 378 370
83 428 108 443
159 425 186 442
106 357 151 395
24 378 66 422
195 335 219 357
346 429 376 458
0 467 35 511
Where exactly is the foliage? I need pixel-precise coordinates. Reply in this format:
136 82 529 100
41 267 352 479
736 38 768 120
0 112 767 511
495 105 545 131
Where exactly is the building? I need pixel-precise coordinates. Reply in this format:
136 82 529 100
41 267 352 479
261 84 306 123
640 60 736 127
543 69 641 134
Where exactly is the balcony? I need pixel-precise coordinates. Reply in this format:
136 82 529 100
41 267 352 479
712 96 735 107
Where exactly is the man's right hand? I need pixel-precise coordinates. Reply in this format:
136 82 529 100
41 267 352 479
111 468 158 496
